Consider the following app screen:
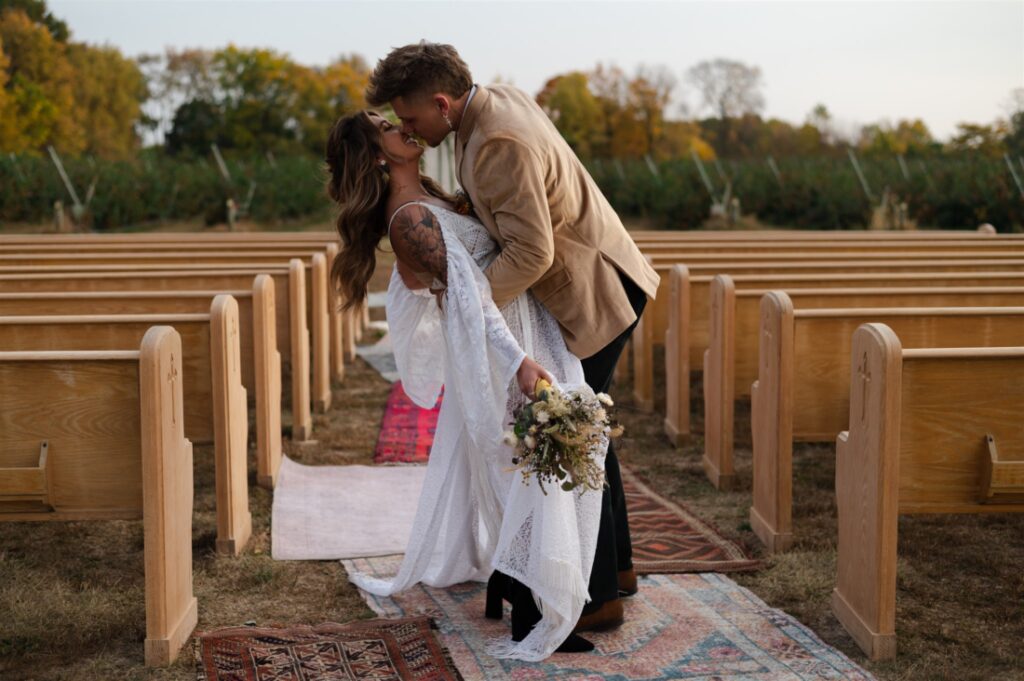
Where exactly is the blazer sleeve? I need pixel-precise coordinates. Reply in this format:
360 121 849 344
472 136 554 308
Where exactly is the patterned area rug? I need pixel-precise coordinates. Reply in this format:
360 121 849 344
374 381 444 464
194 616 463 681
342 555 874 681
621 467 761 574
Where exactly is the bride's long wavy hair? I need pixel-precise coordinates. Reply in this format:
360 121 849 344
325 111 454 310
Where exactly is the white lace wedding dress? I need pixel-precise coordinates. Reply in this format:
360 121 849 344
346 202 607 661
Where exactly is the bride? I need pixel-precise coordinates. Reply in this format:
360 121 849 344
325 110 607 660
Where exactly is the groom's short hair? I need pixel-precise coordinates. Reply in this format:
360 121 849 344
366 41 473 106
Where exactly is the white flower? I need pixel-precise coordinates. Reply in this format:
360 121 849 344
502 431 517 447
597 392 614 406
536 410 550 424
524 435 537 449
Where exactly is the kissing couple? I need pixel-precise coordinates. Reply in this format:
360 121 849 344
325 41 659 660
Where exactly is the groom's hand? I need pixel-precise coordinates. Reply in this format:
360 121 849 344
517 357 553 398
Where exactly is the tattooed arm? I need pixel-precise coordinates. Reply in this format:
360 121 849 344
395 257 430 290
388 204 448 290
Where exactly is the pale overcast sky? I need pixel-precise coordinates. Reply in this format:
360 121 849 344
50 0 1024 141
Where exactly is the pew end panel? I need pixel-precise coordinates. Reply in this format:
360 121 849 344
210 295 253 556
750 291 795 553
311 252 331 413
632 255 655 412
702 275 736 490
831 323 902 661
664 265 691 445
632 306 655 413
253 274 282 488
139 326 199 666
289 259 313 442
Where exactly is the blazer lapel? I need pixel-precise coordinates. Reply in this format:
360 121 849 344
455 84 488 189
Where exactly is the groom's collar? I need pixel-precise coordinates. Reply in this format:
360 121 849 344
456 83 487 149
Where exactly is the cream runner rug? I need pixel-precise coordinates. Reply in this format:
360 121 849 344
271 456 425 560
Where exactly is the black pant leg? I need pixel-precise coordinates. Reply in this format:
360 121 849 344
579 272 648 606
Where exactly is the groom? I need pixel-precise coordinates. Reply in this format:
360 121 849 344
366 42 660 632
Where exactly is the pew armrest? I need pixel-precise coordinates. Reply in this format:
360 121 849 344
0 441 53 509
980 434 1024 503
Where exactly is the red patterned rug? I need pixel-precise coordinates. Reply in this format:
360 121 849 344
374 381 443 464
194 616 462 681
621 467 761 574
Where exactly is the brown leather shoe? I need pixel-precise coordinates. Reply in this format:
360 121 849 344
573 598 624 633
618 567 638 597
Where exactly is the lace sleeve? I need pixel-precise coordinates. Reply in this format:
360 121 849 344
443 237 527 391
439 221 526 458
479 281 527 379
385 265 446 408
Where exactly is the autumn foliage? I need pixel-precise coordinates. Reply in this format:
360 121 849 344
1 2 1022 231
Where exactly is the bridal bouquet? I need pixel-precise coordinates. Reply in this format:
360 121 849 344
503 379 622 495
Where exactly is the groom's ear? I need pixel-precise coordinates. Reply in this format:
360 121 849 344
433 94 452 116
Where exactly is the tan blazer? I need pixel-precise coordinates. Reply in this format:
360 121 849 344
454 84 660 359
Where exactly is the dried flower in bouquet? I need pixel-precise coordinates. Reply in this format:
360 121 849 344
503 379 623 495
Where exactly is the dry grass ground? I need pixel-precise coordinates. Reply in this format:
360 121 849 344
2 224 1022 680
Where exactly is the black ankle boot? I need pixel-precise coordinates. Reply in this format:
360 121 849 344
510 580 595 653
485 571 509 620
509 579 540 641
555 633 596 654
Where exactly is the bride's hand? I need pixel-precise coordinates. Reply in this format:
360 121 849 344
516 356 553 398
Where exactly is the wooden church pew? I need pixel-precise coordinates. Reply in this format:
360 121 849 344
0 298 252 554
0 326 198 666
664 267 1024 445
0 281 282 488
832 324 1024 660
749 299 1024 551
702 277 1024 489
0 265 313 442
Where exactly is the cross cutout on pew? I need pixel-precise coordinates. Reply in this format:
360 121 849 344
168 354 178 425
857 351 871 421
